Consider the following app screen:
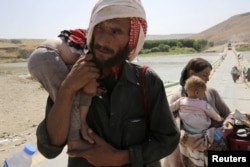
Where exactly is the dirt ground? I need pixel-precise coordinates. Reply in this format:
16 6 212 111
0 73 48 162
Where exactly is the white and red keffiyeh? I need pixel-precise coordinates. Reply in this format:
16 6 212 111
87 0 147 61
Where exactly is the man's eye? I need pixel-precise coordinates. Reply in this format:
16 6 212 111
111 28 122 34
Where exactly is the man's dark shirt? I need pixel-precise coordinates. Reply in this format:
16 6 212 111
36 62 180 167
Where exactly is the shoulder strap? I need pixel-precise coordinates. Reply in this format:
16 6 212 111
140 65 148 113
140 65 149 135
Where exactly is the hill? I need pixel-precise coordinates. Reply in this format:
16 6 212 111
0 39 44 61
189 12 250 45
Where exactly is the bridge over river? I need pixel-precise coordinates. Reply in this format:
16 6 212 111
165 49 250 113
32 49 250 167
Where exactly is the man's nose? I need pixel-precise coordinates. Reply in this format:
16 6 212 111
97 31 114 46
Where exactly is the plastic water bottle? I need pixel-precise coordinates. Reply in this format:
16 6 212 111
2 143 36 167
214 125 226 141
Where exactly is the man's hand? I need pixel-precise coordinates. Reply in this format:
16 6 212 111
83 79 99 96
62 56 100 93
67 129 129 166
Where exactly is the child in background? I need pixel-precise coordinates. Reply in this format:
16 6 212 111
28 29 99 151
169 76 224 136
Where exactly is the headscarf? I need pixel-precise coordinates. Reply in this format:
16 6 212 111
87 0 147 61
58 29 87 54
68 29 86 45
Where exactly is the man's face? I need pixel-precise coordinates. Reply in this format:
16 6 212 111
91 18 130 68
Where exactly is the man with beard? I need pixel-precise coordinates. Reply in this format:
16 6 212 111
35 0 180 167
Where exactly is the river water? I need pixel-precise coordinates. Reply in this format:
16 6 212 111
137 51 250 82
1 51 250 82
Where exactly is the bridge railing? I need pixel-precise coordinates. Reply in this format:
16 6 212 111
164 81 179 88
238 56 250 82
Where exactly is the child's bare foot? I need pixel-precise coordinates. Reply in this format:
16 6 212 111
80 124 94 144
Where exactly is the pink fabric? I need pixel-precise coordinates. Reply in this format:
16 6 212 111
128 18 147 61
69 29 86 45
170 97 222 133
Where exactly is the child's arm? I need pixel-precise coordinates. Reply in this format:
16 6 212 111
79 91 93 143
205 103 224 122
79 105 94 144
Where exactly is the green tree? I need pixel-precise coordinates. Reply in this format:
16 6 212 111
158 44 170 52
151 47 160 52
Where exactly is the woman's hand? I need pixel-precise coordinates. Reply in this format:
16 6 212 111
67 129 129 166
222 122 234 136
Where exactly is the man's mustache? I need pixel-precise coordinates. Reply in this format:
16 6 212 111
93 44 114 54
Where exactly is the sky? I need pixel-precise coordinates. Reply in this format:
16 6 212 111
1 0 250 39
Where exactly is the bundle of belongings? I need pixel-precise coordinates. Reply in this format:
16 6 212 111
227 109 250 151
